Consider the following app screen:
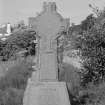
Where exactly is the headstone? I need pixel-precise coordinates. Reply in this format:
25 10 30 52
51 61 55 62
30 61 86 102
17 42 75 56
23 2 71 105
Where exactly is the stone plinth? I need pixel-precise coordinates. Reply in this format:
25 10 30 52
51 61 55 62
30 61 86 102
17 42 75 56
23 81 70 105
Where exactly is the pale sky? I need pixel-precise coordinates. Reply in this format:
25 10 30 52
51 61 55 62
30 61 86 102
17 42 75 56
0 0 105 25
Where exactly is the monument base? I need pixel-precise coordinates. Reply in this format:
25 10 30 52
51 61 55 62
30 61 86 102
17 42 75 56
23 79 71 105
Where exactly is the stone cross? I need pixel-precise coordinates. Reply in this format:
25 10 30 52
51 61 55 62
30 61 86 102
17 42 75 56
23 2 71 105
29 2 69 81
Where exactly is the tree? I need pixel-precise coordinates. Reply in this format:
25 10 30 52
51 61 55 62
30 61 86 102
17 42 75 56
81 14 96 31
0 29 37 61
74 20 105 85
72 11 105 85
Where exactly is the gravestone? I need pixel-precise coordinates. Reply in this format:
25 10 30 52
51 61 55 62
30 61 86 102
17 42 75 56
23 2 71 105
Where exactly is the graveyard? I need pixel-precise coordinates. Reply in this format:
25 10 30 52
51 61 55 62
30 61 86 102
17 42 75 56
0 1 105 105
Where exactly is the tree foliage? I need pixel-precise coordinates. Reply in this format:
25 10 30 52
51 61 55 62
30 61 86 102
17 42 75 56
74 13 105 85
0 29 36 61
81 14 96 31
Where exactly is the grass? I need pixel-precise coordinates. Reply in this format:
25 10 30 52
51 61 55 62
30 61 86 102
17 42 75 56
0 57 33 105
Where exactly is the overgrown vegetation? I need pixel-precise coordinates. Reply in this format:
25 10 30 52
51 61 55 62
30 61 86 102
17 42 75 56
0 59 33 105
74 9 105 85
68 6 105 105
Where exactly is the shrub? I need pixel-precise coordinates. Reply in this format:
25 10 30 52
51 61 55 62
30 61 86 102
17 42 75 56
85 82 105 105
74 21 105 85
76 81 105 105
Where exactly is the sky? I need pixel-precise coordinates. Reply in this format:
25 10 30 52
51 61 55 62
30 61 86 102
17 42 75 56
0 0 105 25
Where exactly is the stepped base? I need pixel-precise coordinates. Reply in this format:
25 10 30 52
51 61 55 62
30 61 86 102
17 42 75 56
23 80 71 105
